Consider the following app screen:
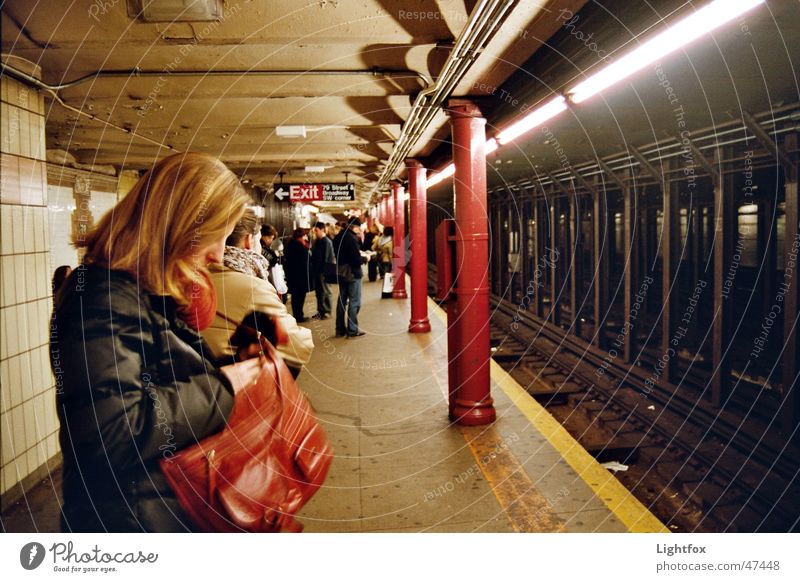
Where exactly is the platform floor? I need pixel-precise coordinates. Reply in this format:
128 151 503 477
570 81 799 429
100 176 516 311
296 278 667 533
1 277 667 533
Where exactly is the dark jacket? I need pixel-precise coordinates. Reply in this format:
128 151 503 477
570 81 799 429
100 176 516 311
333 228 363 279
51 265 234 532
362 232 376 253
284 237 312 294
311 235 334 275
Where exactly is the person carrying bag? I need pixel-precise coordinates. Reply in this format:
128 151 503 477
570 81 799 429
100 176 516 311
159 312 333 532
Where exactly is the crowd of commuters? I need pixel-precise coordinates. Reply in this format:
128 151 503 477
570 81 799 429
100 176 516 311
49 152 395 532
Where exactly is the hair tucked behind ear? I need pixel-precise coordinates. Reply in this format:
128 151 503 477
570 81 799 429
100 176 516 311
80 152 250 304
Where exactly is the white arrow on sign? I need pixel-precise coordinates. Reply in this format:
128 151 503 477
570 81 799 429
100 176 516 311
274 187 288 201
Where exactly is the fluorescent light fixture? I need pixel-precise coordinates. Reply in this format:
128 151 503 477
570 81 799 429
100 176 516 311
485 138 498 154
276 125 307 138
426 163 455 188
127 0 223 22
568 0 765 104
303 204 320 214
496 96 568 144
304 165 330 173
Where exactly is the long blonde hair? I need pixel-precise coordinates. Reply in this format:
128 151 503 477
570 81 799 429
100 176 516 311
80 152 250 304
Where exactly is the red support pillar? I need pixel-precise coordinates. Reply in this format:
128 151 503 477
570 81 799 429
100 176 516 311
446 100 495 426
406 159 431 332
391 181 408 299
385 191 395 229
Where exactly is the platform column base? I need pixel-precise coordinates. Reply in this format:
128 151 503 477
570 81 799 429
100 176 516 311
450 397 496 426
408 318 431 333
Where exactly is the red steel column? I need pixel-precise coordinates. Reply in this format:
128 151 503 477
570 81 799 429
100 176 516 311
385 191 394 228
391 181 408 299
406 159 431 332
446 100 495 426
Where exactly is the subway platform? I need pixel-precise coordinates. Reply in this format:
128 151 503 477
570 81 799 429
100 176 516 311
295 278 668 533
0 278 667 533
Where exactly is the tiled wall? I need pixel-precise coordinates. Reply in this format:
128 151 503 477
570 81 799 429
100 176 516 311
0 73 59 504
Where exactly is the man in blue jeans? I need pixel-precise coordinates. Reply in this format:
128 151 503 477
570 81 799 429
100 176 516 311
333 217 366 337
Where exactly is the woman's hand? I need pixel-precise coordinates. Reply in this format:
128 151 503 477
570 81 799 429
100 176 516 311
220 356 265 395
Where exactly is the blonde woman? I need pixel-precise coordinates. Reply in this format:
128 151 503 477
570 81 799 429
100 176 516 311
51 153 261 532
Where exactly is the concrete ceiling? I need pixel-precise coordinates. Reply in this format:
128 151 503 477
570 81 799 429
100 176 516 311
1 0 585 208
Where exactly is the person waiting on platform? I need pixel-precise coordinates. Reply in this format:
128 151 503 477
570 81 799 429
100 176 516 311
327 222 340 240
373 225 393 279
260 223 279 269
284 227 312 322
51 152 261 532
334 217 366 338
311 221 334 319
362 222 380 282
202 209 314 378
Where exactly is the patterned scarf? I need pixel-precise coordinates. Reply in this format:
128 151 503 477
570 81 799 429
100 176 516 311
223 245 271 280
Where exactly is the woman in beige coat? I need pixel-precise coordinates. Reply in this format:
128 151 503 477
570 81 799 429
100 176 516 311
202 210 314 377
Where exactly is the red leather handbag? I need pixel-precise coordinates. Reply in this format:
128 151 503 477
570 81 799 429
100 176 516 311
159 340 333 532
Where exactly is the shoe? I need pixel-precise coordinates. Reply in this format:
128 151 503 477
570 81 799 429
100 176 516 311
320 313 331 320
347 331 366 338
335 332 347 338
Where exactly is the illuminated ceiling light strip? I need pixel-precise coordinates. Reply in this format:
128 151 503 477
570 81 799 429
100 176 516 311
568 0 765 104
426 163 455 188
496 96 568 145
418 0 765 191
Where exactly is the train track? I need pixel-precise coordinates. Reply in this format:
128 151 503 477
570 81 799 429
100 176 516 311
486 295 800 532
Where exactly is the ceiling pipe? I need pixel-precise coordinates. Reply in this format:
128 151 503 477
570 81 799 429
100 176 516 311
7 67 432 92
1 60 180 153
370 0 518 201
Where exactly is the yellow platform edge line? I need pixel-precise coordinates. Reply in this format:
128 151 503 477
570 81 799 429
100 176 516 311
425 295 669 534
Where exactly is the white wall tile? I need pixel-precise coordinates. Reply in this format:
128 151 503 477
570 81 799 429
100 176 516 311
22 398 36 449
0 410 14 467
33 392 46 442
2 305 19 358
26 89 38 115
7 354 22 408
30 347 43 396
10 403 25 459
18 108 30 158
22 208 35 253
19 352 33 406
0 204 13 255
35 252 47 299
0 359 10 412
12 255 25 304
24 253 36 302
46 432 57 459
25 447 38 476
16 304 29 354
0 104 10 155
0 256 15 305
32 207 44 252
41 400 56 441
6 77 19 106
10 205 23 254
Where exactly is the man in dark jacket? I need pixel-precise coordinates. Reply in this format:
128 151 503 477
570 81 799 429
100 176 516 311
284 228 312 321
333 217 365 337
311 221 334 319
